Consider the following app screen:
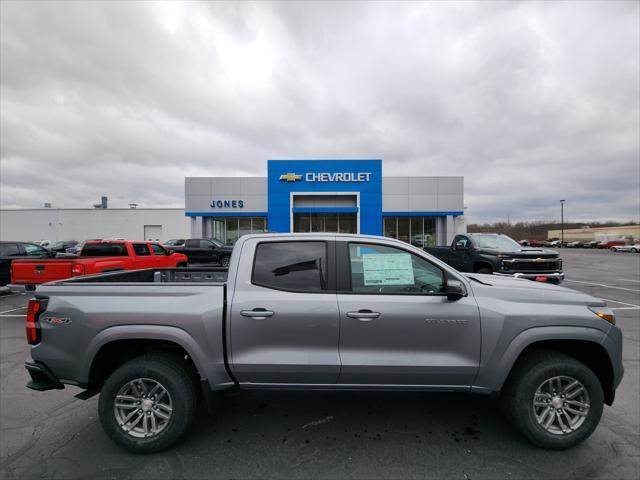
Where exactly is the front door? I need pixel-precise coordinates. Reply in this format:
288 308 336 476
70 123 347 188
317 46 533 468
449 235 472 272
337 241 481 387
229 239 340 384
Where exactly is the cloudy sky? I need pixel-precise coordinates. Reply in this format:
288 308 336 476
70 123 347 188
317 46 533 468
1 1 638 223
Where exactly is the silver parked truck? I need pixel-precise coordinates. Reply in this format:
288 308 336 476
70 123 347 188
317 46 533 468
24 234 623 453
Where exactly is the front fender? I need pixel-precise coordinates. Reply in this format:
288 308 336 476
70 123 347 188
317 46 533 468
473 325 608 392
80 325 232 389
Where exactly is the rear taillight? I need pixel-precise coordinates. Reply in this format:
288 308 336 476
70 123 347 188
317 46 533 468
71 264 85 276
26 299 42 345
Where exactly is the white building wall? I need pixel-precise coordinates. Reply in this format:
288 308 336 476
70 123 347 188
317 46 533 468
0 209 190 243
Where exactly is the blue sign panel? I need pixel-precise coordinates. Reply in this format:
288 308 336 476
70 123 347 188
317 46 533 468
267 160 382 235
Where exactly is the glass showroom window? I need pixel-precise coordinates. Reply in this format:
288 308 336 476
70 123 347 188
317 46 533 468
383 216 437 247
205 217 268 244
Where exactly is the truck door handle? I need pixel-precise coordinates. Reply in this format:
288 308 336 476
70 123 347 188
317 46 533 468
346 310 380 321
240 308 274 319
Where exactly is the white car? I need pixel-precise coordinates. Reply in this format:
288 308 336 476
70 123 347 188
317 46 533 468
611 244 640 253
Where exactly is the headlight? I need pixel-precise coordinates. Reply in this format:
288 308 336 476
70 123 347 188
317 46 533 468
588 306 616 325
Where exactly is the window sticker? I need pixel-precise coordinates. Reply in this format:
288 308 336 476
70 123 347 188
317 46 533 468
362 253 414 286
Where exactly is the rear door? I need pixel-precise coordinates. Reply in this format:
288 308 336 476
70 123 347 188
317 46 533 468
184 239 208 263
132 243 153 268
229 238 340 384
336 239 481 387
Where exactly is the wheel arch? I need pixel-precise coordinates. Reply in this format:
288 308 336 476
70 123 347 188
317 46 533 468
82 325 212 389
489 328 616 405
473 261 494 273
475 327 615 405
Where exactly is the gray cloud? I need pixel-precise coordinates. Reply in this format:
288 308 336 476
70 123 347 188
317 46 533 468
1 1 638 223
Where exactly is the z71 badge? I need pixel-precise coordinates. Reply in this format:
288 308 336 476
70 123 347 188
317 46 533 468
42 316 71 325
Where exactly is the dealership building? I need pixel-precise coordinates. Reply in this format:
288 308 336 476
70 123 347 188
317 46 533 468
186 159 465 246
1 160 465 246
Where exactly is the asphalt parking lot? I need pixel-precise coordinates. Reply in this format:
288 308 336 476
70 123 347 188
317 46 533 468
1 249 638 480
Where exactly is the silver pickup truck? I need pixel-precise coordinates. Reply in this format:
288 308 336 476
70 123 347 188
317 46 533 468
24 233 623 453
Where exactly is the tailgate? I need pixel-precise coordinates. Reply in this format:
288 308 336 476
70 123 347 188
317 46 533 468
11 260 73 285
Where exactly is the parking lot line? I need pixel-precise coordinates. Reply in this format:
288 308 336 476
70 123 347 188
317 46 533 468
565 279 640 293
0 306 27 314
611 306 640 311
0 314 26 317
598 297 640 308
617 278 640 283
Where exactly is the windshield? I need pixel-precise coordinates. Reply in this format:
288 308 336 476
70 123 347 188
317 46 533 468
472 235 521 250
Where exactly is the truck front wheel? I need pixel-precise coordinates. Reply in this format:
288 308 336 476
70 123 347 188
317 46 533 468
98 353 197 453
501 350 603 449
475 266 493 275
220 256 230 268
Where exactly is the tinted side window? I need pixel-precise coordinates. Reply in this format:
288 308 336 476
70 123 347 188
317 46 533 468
150 244 167 255
199 240 214 248
133 243 151 256
252 241 327 292
81 244 128 256
0 243 20 256
185 239 200 248
349 243 444 294
24 244 48 256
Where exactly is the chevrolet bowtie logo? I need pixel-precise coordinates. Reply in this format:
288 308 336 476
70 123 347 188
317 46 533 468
279 173 302 182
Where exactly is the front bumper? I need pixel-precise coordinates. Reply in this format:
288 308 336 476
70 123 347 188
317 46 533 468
25 361 65 391
494 271 565 283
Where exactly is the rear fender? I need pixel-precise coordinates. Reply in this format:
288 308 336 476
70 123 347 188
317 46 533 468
80 325 231 389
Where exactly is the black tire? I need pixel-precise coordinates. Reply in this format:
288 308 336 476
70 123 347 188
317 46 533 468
501 350 603 450
476 266 493 275
631 248 638 253
98 353 198 453
220 256 230 268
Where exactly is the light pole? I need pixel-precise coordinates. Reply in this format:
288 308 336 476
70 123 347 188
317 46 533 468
560 200 565 246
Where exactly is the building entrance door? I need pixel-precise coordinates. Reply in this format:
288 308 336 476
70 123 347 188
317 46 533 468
293 213 357 233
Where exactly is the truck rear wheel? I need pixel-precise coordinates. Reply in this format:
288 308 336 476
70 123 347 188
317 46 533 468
501 350 603 449
98 353 197 453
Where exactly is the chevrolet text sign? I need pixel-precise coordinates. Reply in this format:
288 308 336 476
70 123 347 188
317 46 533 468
279 172 372 183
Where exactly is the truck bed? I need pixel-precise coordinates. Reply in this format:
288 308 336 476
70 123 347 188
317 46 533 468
49 267 229 285
33 267 232 389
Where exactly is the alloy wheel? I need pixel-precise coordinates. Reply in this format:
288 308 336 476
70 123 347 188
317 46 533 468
113 377 173 439
533 375 590 435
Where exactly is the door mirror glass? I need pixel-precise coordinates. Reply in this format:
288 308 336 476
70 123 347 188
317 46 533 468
454 241 468 251
445 279 465 301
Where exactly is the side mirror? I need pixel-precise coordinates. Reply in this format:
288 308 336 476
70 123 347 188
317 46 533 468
454 242 467 251
49 250 57 258
445 279 465 301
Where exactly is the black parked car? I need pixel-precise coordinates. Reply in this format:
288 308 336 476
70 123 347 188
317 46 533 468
0 241 54 286
168 238 233 266
50 240 79 253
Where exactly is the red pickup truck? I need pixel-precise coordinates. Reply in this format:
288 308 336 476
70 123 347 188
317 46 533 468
9 240 188 292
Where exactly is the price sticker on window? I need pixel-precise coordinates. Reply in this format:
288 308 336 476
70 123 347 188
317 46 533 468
362 253 414 286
